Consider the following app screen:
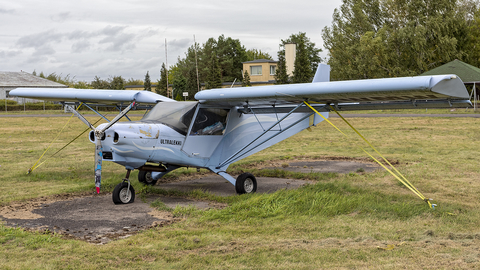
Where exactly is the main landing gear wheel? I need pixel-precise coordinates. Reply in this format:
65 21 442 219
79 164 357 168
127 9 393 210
112 182 135 204
138 170 158 186
235 173 257 194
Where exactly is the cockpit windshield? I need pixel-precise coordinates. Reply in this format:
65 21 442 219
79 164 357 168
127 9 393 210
142 102 197 135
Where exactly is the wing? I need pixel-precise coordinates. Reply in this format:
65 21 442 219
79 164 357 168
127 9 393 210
195 74 471 111
9 88 175 104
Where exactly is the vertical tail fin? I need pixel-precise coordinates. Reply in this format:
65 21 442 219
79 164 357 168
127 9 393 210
312 63 330 83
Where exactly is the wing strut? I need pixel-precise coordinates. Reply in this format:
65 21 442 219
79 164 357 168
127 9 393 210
217 102 311 168
80 103 110 122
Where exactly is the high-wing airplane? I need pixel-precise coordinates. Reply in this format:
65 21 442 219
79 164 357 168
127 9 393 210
9 64 471 204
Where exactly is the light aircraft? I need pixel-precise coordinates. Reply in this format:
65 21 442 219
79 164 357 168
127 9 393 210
9 64 471 204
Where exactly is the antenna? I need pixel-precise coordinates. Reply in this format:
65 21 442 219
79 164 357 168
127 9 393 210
165 38 169 98
230 78 237 88
194 35 200 93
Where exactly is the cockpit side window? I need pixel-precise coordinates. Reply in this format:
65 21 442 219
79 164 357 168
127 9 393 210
141 102 197 135
190 108 229 135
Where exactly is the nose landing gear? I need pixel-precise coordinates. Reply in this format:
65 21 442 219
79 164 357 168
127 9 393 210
112 169 135 204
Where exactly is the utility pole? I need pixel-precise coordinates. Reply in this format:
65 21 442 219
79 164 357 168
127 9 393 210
194 35 200 92
165 38 169 98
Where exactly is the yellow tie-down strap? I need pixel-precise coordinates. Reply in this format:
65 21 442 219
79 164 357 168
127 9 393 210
303 101 434 208
27 103 102 174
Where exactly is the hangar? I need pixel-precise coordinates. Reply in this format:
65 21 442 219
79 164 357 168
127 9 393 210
422 59 480 110
0 71 67 103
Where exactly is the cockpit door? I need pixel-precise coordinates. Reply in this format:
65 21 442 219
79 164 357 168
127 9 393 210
181 106 229 158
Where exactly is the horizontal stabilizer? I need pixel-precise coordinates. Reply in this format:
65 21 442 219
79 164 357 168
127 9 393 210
9 88 175 104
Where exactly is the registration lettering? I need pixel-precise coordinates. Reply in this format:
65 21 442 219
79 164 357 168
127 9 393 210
160 139 182 146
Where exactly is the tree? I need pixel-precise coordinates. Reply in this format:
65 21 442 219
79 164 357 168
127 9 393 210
144 71 151 91
275 32 322 84
274 50 289 84
73 81 90 89
171 35 248 90
214 35 248 82
185 64 199 98
156 63 168 96
246 49 273 61
174 42 201 94
125 78 143 86
91 76 110 89
282 32 322 80
242 70 251 87
109 76 125 90
172 74 187 100
292 35 313 83
322 0 475 80
204 51 222 89
465 5 480 67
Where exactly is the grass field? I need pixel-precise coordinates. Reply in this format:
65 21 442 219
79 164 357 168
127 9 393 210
1 112 480 269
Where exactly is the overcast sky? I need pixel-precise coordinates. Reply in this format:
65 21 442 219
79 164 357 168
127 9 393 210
0 0 343 82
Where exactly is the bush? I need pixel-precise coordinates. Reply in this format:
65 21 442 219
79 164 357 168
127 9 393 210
0 99 18 105
0 102 62 111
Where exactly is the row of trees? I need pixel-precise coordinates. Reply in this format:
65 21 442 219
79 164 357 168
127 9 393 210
322 0 480 80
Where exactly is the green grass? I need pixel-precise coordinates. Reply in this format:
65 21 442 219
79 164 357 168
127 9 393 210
1 114 480 268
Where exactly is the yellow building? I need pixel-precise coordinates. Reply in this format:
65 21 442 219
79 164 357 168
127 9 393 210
242 59 278 86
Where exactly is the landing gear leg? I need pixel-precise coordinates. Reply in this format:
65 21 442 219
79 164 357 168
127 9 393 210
112 169 136 204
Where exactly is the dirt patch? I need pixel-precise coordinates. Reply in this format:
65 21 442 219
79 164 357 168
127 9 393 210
157 176 312 196
268 160 382 174
0 193 222 244
236 156 398 171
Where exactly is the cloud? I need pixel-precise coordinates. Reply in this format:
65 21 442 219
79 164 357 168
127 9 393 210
168 38 191 50
98 31 136 52
0 8 15 14
31 45 56 56
0 50 21 58
98 25 127 37
16 30 64 50
50 12 71 22
71 40 91 53
67 30 94 40
14 25 155 58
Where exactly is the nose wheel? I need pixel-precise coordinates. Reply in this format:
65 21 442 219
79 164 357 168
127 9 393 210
112 169 136 204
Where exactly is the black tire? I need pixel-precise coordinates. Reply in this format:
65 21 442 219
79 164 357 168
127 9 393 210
112 182 135 204
138 170 158 186
235 173 257 194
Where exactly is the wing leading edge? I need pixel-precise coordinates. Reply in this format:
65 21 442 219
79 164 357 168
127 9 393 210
195 75 469 106
9 88 175 104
